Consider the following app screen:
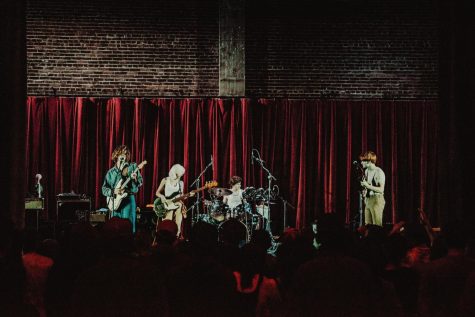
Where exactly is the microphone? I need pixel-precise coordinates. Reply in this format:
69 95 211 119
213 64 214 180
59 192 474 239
352 160 359 165
35 174 43 198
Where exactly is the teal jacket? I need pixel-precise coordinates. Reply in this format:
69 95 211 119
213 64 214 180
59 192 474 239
102 162 143 197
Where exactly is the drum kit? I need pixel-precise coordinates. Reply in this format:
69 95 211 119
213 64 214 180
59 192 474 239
196 186 273 241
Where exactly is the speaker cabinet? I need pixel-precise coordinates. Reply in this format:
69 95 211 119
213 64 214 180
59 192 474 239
56 198 92 223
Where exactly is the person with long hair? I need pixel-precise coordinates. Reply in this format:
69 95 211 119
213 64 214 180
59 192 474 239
102 145 143 233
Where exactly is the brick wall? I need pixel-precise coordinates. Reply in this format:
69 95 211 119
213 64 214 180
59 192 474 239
27 0 438 99
246 0 439 99
27 0 219 96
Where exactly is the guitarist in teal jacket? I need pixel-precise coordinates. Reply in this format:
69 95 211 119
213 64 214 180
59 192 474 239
102 145 143 233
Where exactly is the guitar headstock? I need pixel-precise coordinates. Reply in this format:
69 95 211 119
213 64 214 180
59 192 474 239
138 160 147 169
205 180 218 189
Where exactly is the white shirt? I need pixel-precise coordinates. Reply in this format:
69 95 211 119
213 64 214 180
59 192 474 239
365 166 385 195
225 189 243 209
164 178 182 197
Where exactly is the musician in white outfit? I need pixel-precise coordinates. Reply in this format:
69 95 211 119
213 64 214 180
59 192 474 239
223 176 244 210
224 175 254 221
156 164 194 238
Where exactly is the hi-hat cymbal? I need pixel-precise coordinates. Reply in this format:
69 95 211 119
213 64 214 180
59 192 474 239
208 187 232 197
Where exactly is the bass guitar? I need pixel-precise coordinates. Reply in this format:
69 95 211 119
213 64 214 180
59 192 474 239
154 180 217 218
107 160 147 211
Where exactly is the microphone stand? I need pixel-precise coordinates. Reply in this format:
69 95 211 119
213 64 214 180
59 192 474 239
190 159 213 226
353 162 365 231
34 178 43 232
35 181 43 199
278 195 295 231
252 149 276 236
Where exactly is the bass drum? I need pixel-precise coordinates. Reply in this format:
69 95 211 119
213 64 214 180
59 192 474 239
218 218 249 245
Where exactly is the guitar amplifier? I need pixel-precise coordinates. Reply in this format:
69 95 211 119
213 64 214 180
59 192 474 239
56 195 92 222
89 212 107 226
25 198 44 210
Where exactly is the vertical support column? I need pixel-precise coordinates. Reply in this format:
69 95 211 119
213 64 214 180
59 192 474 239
0 0 26 229
219 0 245 96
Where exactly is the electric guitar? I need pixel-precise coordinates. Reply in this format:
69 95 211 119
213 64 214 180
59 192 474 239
107 160 147 211
154 180 218 218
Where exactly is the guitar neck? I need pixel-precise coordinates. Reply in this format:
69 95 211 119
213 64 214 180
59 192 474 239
120 166 141 189
171 185 209 203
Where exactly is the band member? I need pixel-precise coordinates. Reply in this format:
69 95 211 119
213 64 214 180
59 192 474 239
223 176 244 211
359 151 386 227
155 164 193 238
102 145 143 233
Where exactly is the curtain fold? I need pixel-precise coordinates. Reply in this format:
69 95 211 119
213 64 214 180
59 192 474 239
25 97 439 229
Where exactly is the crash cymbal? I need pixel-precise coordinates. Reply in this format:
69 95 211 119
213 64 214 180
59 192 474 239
208 187 232 197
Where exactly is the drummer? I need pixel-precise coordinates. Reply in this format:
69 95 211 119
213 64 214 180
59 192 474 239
223 176 244 213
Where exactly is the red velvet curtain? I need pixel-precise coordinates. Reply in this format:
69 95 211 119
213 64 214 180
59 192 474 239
26 97 439 229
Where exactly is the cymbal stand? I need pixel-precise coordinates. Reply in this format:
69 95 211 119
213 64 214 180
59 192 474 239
279 195 295 231
353 161 365 231
188 200 199 224
190 158 213 226
241 197 251 242
252 149 277 246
